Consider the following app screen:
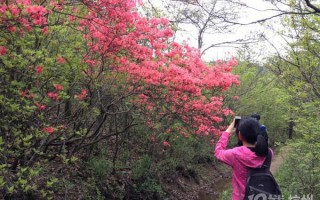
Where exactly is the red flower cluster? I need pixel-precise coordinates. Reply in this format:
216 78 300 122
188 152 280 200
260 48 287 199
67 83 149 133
0 1 48 33
42 127 54 134
162 141 170 147
35 65 43 74
35 102 46 111
80 0 239 139
20 89 34 99
75 89 88 100
56 57 65 64
54 84 64 91
47 92 59 101
1 0 240 146
0 46 7 55
47 84 64 101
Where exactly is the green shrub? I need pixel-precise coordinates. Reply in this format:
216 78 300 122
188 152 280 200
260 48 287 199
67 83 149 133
89 158 112 179
131 155 164 199
275 141 320 198
133 155 152 179
219 188 232 200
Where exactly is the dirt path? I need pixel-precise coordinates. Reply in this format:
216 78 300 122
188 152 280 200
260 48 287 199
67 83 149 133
270 146 290 174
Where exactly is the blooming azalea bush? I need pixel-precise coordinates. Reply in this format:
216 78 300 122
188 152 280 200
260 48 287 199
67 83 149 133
0 0 238 198
80 0 239 148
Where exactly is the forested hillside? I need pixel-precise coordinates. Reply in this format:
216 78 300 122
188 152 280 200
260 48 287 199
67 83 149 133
0 0 319 199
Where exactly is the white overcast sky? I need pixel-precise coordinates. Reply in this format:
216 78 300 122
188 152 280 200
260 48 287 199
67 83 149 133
141 0 289 62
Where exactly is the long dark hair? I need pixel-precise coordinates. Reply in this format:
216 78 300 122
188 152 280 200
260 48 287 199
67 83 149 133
237 117 268 157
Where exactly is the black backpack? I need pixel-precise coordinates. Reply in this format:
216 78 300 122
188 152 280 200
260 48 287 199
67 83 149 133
243 149 282 200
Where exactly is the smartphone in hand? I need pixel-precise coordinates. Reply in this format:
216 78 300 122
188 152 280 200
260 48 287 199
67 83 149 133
234 116 241 128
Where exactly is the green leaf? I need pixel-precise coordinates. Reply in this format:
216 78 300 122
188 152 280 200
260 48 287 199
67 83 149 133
8 186 14 193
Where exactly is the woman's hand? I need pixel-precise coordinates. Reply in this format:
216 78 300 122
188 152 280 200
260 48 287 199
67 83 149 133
225 119 235 133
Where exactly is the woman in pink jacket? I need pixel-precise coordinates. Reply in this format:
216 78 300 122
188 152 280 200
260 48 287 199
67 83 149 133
214 117 270 200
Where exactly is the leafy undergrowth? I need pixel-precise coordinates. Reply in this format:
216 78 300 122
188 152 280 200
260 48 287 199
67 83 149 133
5 156 231 200
160 162 231 200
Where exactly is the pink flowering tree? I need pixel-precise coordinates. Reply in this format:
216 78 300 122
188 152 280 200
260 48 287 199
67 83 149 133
0 0 238 198
80 0 239 146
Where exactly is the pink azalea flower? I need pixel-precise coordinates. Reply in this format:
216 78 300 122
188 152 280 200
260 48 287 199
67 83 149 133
42 127 54 134
35 66 43 74
47 92 59 100
35 102 46 111
42 27 48 34
8 26 16 32
232 96 240 100
0 46 7 56
20 89 34 99
75 89 88 100
68 15 76 21
150 136 156 142
9 6 19 16
163 141 170 147
54 84 64 91
20 89 29 97
56 57 65 64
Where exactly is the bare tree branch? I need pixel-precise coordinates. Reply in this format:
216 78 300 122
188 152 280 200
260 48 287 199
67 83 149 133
304 0 320 13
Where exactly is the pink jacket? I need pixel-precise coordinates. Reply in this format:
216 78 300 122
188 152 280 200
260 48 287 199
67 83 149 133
214 131 272 200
